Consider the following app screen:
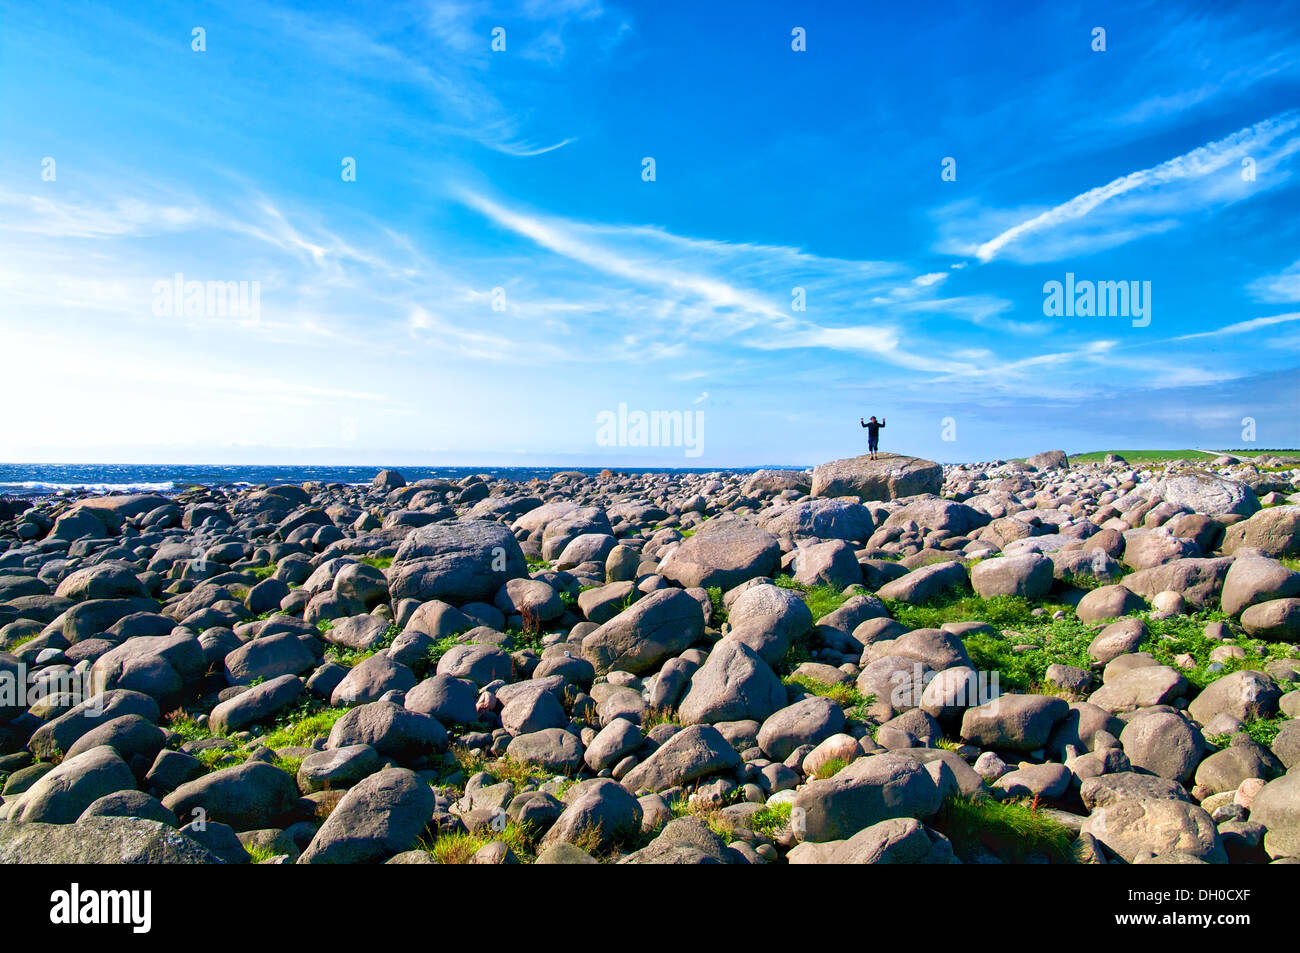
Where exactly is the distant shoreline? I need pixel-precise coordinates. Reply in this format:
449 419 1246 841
3 449 1298 504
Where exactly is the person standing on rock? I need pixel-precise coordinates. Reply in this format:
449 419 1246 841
860 415 885 460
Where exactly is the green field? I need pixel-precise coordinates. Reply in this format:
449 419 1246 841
1068 448 1300 464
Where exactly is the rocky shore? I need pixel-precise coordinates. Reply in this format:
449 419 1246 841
0 450 1297 864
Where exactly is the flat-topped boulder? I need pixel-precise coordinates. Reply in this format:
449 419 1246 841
810 453 942 501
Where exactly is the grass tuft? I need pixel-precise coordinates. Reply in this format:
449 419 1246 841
931 795 1073 863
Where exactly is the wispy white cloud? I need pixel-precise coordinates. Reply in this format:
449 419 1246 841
1170 311 1300 341
959 112 1300 264
1247 260 1300 303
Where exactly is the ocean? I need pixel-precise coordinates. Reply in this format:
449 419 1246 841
0 463 802 500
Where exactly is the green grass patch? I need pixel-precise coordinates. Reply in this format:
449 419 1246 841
244 843 281 863
773 575 852 620
424 634 466 671
931 796 1073 863
249 564 277 581
901 596 1297 695
419 820 539 864
782 674 874 721
1208 715 1289 749
750 801 792 838
884 592 1067 631
449 749 564 789
260 703 349 749
360 556 393 570
706 586 727 625
163 710 222 744
642 706 680 732
1141 611 1295 692
195 746 244 772
1068 449 1219 464
272 754 304 777
325 622 399 667
811 755 850 779
667 796 733 839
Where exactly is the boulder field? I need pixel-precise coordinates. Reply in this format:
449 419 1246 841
0 451 1298 865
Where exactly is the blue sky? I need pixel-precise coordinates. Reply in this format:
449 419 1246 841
1 0 1298 466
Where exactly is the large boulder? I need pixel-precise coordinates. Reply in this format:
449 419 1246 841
326 701 448 761
810 454 942 501
959 695 1069 751
970 554 1053 600
788 816 953 864
1089 666 1190 714
63 714 167 766
1121 557 1231 608
883 498 990 535
656 517 781 591
209 674 303 734
1250 772 1300 859
1081 798 1226 864
1135 472 1260 518
10 746 137 824
757 696 846 762
405 675 478 726
1241 598 1300 641
88 631 205 706
298 768 436 864
1087 618 1148 665
743 469 812 496
1187 670 1281 725
1025 450 1069 470
1220 556 1300 617
162 762 302 832
296 745 382 794
224 632 318 686
1119 711 1203 784
791 752 943 843
875 561 968 604
55 563 147 601
0 816 223 863
435 643 513 685
1076 584 1146 623
792 540 863 590
330 654 417 707
68 493 174 530
540 779 643 853
617 816 734 865
584 718 643 773
540 507 614 561
760 499 874 543
1079 772 1193 812
1221 505 1300 557
389 520 528 605
582 588 705 676
27 690 160 760
505 728 585 774
620 724 741 793
677 638 786 726
724 584 813 667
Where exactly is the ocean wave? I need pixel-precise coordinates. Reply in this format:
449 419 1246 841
0 481 176 494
